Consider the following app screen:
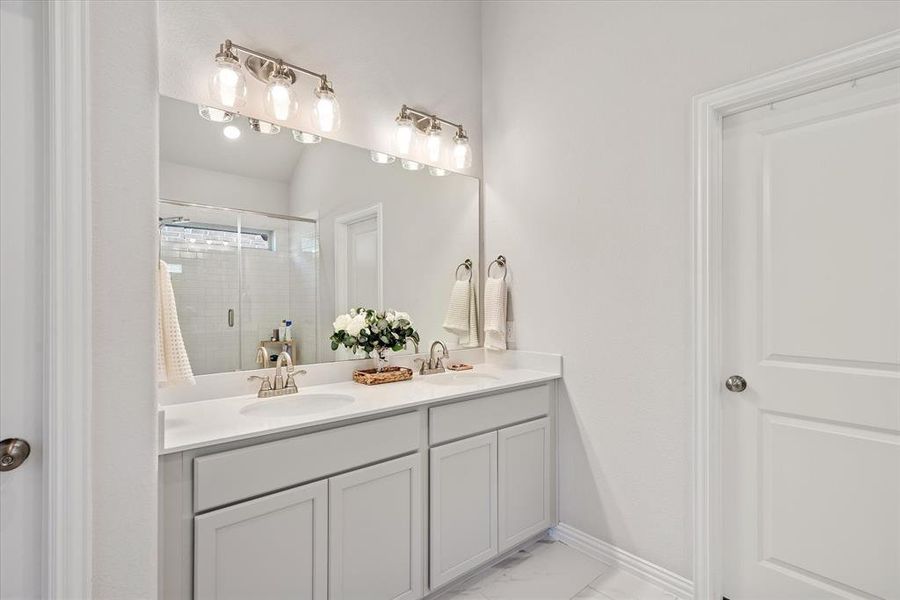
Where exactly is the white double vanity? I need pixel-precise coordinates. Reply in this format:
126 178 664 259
158 351 561 599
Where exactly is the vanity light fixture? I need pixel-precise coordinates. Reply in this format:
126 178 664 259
392 105 471 169
428 166 449 177
248 118 280 135
209 39 341 132
400 158 424 171
222 124 241 140
198 104 235 123
370 151 396 165
292 129 322 144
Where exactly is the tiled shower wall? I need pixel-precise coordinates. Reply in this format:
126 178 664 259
160 205 318 375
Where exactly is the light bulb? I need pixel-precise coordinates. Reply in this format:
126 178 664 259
222 125 241 140
264 69 298 122
292 130 322 144
401 159 424 171
393 113 415 156
208 51 246 109
424 120 443 163
370 151 396 165
248 118 280 135
428 166 449 177
314 83 341 133
452 129 472 169
198 104 234 123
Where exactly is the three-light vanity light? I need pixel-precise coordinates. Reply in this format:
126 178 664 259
368 106 472 176
202 39 340 143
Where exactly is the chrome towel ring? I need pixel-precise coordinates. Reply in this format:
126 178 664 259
455 258 473 282
488 255 507 280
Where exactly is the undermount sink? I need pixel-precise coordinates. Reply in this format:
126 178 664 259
240 393 355 418
424 372 501 386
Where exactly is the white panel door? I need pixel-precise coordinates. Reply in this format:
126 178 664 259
194 480 327 600
328 454 423 600
347 216 379 310
722 68 900 600
430 431 498 589
498 418 552 551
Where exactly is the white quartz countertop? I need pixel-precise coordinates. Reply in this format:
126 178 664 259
160 363 560 454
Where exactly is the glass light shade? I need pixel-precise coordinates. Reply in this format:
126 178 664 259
428 166 449 177
393 115 415 156
452 136 473 169
400 159 424 171
249 118 280 135
208 56 247 109
222 125 241 140
198 104 234 123
265 73 299 122
292 130 322 144
425 128 443 163
370 151 396 165
314 88 341 133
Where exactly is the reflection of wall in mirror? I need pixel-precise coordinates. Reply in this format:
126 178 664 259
288 141 479 361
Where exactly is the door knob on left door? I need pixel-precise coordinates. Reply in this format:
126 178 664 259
725 375 747 393
0 438 31 471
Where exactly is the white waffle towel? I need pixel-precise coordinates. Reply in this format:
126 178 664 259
484 275 507 350
157 261 195 386
443 279 479 347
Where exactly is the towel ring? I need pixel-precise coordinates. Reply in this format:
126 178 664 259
488 255 507 280
455 259 473 282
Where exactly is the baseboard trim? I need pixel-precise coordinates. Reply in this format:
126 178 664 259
551 523 694 599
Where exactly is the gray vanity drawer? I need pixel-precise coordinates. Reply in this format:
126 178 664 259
194 411 420 512
429 384 550 445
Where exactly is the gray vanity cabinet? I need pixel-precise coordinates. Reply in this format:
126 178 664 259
194 480 328 600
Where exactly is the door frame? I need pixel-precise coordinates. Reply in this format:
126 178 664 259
42 1 93 596
334 203 384 315
690 30 900 600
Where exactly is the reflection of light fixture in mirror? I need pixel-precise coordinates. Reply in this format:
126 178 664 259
452 127 472 169
208 42 247 108
223 125 241 140
198 104 235 123
428 166 449 177
394 110 415 157
314 78 341 133
264 62 299 122
292 129 322 144
424 118 443 163
210 39 341 132
400 159 424 171
370 151 396 165
248 118 280 135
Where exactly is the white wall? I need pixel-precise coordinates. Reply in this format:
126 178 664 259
157 1 484 177
160 161 290 214
288 141 479 360
481 1 900 578
90 1 159 597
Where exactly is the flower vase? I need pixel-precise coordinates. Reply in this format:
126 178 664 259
374 348 389 372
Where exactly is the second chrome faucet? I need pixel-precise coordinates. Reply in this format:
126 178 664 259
415 340 450 375
249 350 306 398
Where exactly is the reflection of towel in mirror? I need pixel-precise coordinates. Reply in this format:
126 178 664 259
157 260 195 386
484 276 507 351
443 279 478 347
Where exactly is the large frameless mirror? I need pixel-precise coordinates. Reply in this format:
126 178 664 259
158 96 480 376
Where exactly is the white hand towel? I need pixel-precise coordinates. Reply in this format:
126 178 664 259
157 261 195 386
443 279 479 347
484 276 507 351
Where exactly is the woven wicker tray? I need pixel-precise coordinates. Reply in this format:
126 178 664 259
352 366 413 385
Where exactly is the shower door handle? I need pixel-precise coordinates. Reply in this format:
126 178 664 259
227 308 235 327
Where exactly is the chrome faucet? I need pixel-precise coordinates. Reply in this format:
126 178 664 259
248 350 306 398
415 340 449 375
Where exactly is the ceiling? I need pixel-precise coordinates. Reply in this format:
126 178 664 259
159 96 305 182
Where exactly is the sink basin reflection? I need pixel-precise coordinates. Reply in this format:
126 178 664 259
424 372 501 386
240 393 355 418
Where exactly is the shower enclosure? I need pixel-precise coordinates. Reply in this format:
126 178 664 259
158 199 318 375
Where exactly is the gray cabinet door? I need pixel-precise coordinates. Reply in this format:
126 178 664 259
429 431 498 589
498 417 551 551
328 453 423 600
194 480 327 600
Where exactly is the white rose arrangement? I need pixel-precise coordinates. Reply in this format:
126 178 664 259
331 307 419 368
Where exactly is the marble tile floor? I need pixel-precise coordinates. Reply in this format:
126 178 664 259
437 539 682 600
